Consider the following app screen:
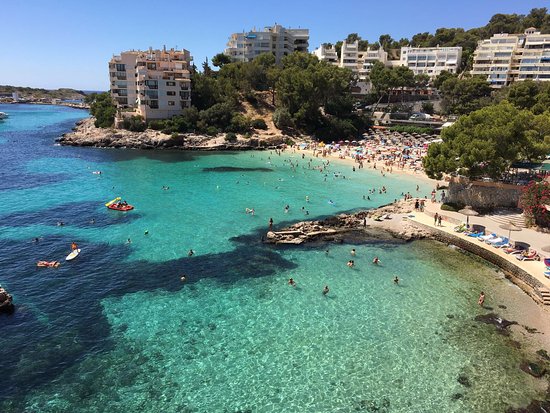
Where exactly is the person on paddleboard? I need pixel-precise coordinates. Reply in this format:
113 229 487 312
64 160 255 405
71 242 78 251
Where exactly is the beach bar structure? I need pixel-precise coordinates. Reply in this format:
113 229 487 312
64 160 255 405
109 47 193 121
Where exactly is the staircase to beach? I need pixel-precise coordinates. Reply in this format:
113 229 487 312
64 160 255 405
485 210 527 228
537 287 550 305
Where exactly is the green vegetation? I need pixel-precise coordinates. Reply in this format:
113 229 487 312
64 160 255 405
89 92 116 128
423 101 550 179
0 85 86 100
519 180 550 228
148 52 370 139
440 203 462 212
437 75 493 115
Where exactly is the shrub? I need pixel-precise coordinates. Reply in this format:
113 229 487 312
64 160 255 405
206 126 219 136
519 180 550 228
225 132 238 142
227 114 251 133
90 92 116 128
121 115 146 132
251 118 267 130
273 108 293 129
149 120 166 130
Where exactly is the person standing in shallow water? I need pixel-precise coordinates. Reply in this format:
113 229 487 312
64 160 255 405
394 276 399 284
434 213 439 226
269 218 273 230
322 285 330 296
478 292 485 307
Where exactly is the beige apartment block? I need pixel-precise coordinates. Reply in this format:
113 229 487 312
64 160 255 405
472 28 550 88
225 24 309 63
109 47 192 121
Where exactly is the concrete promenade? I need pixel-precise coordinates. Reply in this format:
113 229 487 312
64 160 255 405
407 204 550 299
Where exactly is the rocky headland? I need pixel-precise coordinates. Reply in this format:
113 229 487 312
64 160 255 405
58 118 302 150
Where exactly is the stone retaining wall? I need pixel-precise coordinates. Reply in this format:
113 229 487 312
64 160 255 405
409 219 547 305
447 179 524 210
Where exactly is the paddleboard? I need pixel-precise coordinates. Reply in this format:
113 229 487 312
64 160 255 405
66 249 81 261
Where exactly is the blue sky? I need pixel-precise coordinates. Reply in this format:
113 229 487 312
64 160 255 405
2 0 548 90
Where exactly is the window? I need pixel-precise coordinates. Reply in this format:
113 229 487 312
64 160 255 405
166 81 176 86
167 91 176 96
168 101 175 106
116 64 126 71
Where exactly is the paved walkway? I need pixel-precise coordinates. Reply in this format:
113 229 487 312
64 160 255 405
408 204 550 291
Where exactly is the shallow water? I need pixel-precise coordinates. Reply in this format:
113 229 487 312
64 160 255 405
0 104 544 412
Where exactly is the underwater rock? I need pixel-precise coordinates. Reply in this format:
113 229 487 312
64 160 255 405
520 361 546 378
474 313 517 330
457 374 471 387
506 400 550 413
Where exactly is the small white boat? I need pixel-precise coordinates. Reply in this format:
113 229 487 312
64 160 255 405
0 112 8 120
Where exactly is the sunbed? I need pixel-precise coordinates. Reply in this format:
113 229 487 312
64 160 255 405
486 236 503 245
516 250 539 261
491 238 510 248
478 233 496 242
503 246 524 255
466 231 483 238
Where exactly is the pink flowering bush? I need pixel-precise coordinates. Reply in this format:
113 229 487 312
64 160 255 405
519 180 550 228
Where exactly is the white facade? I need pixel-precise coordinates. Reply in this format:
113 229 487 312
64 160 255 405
312 44 338 64
225 24 309 63
472 28 550 87
399 46 462 78
109 47 192 121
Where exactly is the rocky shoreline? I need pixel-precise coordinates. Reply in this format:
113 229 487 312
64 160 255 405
264 200 432 245
0 286 14 314
57 118 301 150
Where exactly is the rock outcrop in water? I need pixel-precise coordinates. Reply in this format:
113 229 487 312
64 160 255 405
58 118 299 150
264 200 432 245
0 286 14 314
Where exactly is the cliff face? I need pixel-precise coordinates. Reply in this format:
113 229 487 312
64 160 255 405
58 118 297 150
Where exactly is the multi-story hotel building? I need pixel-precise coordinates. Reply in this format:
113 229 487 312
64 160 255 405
399 46 462 78
224 24 309 63
109 47 192 121
472 28 550 87
313 41 389 94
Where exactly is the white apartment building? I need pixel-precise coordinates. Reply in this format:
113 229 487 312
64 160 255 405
399 46 462 78
472 28 550 87
312 43 338 64
109 47 192 121
313 41 389 94
225 24 309 63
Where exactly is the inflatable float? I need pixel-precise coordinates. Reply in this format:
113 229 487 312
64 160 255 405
37 261 60 268
105 197 134 211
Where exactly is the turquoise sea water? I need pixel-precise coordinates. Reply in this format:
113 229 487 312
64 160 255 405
0 104 544 412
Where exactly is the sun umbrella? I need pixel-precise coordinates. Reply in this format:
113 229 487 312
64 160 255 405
458 206 479 227
540 245 550 253
498 221 522 243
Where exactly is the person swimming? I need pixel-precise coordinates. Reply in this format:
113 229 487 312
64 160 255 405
394 276 399 284
372 257 380 265
188 249 194 257
351 249 356 256
347 260 354 268
288 278 296 287
322 285 330 296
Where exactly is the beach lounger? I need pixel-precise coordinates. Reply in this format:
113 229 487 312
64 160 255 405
491 238 510 248
544 258 550 268
478 233 496 242
503 246 524 255
466 231 483 238
516 250 539 261
454 224 466 233
486 236 503 245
